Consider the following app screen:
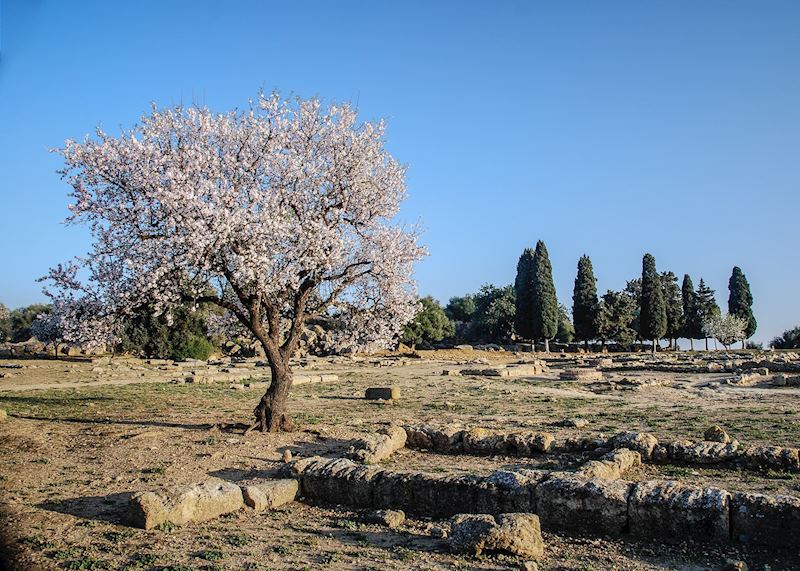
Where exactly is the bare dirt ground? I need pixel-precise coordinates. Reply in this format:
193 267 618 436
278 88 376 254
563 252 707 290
0 350 798 570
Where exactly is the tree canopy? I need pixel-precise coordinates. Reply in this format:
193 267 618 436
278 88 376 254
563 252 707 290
728 266 756 340
531 241 558 350
639 254 667 349
43 92 425 431
401 296 455 347
572 255 599 346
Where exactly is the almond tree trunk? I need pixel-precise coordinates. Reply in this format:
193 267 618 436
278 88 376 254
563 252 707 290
252 358 295 432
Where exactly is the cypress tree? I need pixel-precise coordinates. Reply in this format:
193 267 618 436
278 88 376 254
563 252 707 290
696 278 720 350
728 266 756 348
514 248 536 343
681 274 701 350
639 253 667 353
661 271 683 349
531 240 558 352
572 255 599 350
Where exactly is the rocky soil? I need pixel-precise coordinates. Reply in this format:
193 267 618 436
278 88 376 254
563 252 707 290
0 349 798 570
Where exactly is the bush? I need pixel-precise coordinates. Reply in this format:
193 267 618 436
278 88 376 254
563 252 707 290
173 335 214 360
119 304 216 360
5 304 52 342
772 326 800 349
402 297 455 347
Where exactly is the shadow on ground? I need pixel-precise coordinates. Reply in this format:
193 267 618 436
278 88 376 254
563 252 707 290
38 492 133 526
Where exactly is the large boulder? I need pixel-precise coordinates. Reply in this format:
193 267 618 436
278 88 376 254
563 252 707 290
535 474 631 535
241 479 298 512
449 513 544 560
628 481 730 543
731 491 800 547
129 478 244 530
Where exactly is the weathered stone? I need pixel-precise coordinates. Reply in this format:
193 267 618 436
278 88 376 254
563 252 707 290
559 368 603 381
364 386 400 400
0 409 7 422
731 491 800 547
667 439 740 464
282 449 293 463
474 470 546 514
460 366 510 377
608 431 658 460
505 363 547 377
576 449 641 480
560 418 589 429
740 445 800 472
403 423 464 452
129 478 244 529
241 479 298 512
463 427 501 454
420 473 484 518
704 425 731 444
722 559 748 571
348 425 407 464
367 509 405 528
535 474 631 535
772 374 788 386
503 431 555 455
450 513 544 560
628 481 730 543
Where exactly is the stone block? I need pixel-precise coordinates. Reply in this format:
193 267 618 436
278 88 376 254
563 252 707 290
731 491 800 547
535 474 631 535
628 481 730 543
129 478 244 530
242 479 298 511
364 387 400 400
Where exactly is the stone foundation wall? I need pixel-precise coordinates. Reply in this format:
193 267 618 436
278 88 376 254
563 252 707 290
404 424 800 474
285 456 800 549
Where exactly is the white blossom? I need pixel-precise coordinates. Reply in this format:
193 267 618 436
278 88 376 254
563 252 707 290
43 92 426 356
703 313 747 350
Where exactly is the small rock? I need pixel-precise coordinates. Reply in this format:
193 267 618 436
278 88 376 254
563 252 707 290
561 418 588 429
282 449 293 463
704 425 731 444
0 409 7 422
722 559 748 571
367 509 405 529
427 524 447 538
522 562 539 571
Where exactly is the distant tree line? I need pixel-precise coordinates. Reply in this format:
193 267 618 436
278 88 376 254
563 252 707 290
401 241 762 352
0 301 217 360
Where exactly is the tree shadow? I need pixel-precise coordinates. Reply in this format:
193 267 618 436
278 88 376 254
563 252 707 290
10 414 216 431
37 492 133 526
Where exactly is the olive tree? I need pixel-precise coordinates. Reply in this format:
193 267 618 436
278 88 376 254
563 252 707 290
43 93 425 432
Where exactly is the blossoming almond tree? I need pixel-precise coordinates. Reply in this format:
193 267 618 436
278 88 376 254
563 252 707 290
43 93 425 432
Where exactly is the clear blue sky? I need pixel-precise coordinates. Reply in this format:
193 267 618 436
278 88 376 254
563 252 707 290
1 1 798 344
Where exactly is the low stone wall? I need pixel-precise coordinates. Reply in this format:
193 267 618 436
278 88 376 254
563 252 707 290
404 424 800 474
285 456 800 549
